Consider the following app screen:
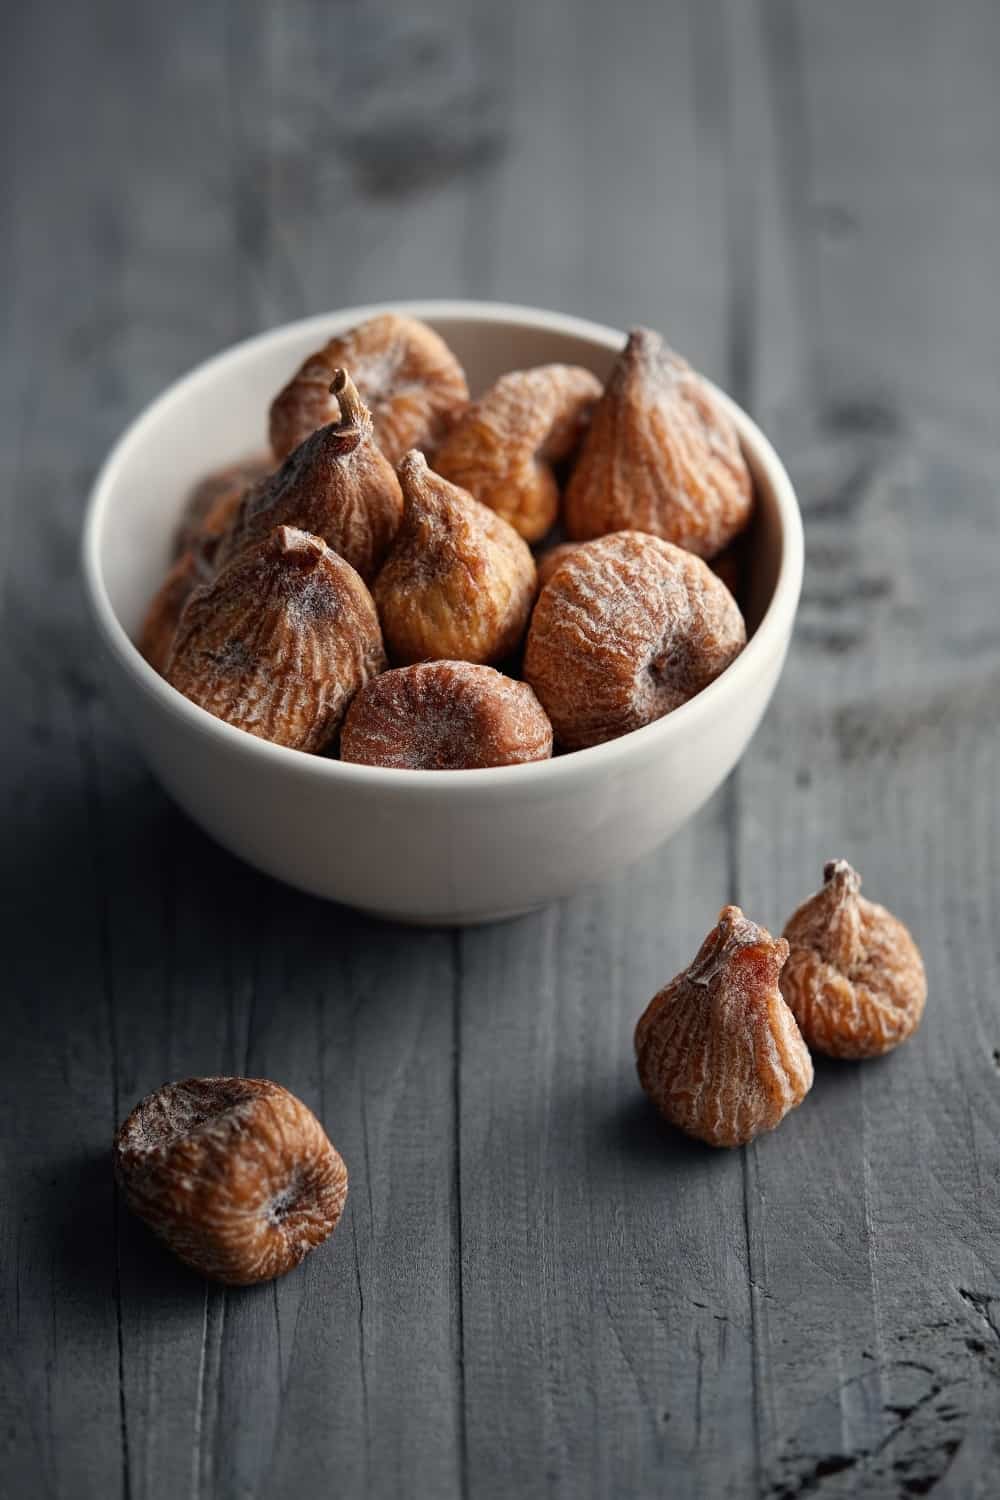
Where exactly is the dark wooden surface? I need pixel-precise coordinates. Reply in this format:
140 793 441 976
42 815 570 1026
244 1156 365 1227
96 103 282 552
3 2 999 1496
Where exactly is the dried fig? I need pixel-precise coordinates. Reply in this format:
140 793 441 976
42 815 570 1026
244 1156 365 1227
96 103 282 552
114 1076 348 1284
709 538 746 601
270 313 469 466
780 860 927 1058
174 454 272 560
217 370 402 583
166 525 385 753
433 364 602 542
374 451 536 667
564 328 753 558
341 661 553 770
523 530 745 750
635 906 813 1148
138 549 212 675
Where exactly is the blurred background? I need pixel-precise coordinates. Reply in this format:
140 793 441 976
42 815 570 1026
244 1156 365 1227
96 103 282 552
8 0 998 441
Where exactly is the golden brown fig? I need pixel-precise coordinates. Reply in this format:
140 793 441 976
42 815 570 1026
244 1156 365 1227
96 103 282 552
341 662 553 769
114 1076 348 1285
374 451 537 667
270 313 469 466
217 370 402 583
166 525 385 753
138 549 212 675
174 455 272 560
635 906 813 1148
564 328 753 558
433 364 602 542
523 531 745 750
780 860 927 1059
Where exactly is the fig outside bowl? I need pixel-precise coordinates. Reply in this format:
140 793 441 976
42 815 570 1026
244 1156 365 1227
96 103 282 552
81 301 803 926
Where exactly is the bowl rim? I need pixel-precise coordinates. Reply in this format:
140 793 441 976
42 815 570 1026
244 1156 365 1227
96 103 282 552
81 299 803 795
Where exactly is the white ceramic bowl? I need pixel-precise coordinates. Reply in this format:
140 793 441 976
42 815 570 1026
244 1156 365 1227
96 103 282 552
82 301 803 925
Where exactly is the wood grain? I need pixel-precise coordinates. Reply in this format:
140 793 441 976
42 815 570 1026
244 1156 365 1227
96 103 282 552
1 1 998 1497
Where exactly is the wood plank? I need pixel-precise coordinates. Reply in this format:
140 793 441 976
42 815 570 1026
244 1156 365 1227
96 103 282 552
1 0 485 1495
100 0 490 1493
455 4 761 1496
729 2 1000 1494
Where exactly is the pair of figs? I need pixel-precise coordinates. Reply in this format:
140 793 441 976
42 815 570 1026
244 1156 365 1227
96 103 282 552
637 862 928 1149
141 313 754 767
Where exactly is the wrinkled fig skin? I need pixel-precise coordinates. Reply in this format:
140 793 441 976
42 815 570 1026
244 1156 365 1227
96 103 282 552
635 906 814 1148
270 313 469 467
173 454 273 561
166 525 386 753
374 451 537 668
217 370 403 583
565 328 754 559
139 549 213 675
434 364 602 542
114 1077 348 1285
341 661 553 770
523 530 746 751
781 860 928 1058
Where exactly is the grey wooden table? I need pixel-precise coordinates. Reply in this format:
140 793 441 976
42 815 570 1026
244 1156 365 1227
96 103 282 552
3 2 999 1496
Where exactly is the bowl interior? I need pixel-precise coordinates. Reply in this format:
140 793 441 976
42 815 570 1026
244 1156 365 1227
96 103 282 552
93 306 782 659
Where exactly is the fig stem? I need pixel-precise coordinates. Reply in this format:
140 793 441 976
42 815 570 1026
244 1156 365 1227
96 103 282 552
329 368 369 431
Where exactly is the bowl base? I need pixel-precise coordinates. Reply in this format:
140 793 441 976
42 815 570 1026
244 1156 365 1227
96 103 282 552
357 902 546 929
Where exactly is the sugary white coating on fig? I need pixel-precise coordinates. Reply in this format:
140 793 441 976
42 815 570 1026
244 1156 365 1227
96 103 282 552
341 661 553 769
780 860 927 1058
114 1076 348 1284
635 906 813 1148
434 364 602 541
523 530 745 750
374 451 537 667
270 313 469 466
166 525 385 753
565 328 753 558
218 370 403 583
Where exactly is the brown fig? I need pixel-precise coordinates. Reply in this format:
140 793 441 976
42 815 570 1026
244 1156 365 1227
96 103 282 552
139 549 212 675
341 662 553 770
523 531 745 750
270 313 469 466
166 525 385 753
780 860 927 1058
709 537 747 604
374 451 537 667
217 370 402 582
635 906 813 1148
114 1077 348 1285
173 454 273 561
434 364 602 541
564 328 753 558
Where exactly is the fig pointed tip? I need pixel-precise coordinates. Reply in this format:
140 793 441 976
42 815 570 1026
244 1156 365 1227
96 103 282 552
824 858 861 891
398 448 429 479
273 525 325 564
625 326 662 358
